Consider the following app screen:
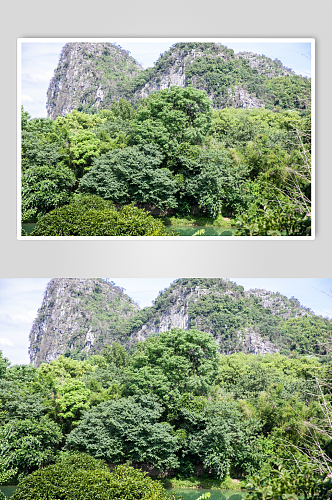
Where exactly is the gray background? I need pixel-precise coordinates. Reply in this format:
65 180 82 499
2 0 330 278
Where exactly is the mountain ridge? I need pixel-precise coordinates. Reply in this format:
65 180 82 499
46 42 310 119
29 278 328 367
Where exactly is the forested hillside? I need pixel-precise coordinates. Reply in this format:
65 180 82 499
21 42 311 236
29 278 331 366
1 329 331 495
1 277 331 497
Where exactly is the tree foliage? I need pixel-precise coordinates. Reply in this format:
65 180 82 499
22 165 76 220
66 395 179 469
0 417 62 478
79 145 177 209
30 196 170 236
11 455 171 500
126 328 219 403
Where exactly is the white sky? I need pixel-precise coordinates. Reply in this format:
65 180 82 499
0 278 330 366
20 39 312 118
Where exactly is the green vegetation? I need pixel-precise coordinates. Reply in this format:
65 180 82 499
110 278 329 358
3 280 330 497
1 306 331 496
30 196 171 236
11 455 172 500
160 475 241 490
160 214 233 228
22 43 312 236
246 466 332 499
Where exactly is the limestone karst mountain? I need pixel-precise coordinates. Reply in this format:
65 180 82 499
29 278 140 367
29 278 328 367
46 42 144 119
46 42 310 118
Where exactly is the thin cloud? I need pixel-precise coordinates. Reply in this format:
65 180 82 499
0 338 14 347
22 70 54 83
21 94 34 102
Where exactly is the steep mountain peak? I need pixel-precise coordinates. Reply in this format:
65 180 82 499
46 41 309 118
29 278 139 367
29 278 328 366
47 42 143 119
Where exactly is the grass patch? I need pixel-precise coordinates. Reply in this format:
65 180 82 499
158 476 242 491
158 215 235 228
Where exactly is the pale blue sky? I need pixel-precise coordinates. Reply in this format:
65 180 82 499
0 278 330 365
20 39 312 118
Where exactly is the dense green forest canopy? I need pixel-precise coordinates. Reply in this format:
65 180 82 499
21 95 311 236
22 44 312 236
0 321 330 497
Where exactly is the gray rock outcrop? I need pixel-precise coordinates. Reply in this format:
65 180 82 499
29 278 139 367
47 43 143 119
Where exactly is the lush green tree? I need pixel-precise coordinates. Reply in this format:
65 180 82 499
126 328 219 404
0 352 9 379
66 394 179 469
234 204 311 236
102 342 130 368
21 118 64 171
182 148 250 217
0 379 46 424
246 465 332 500
30 196 170 236
36 355 95 382
22 165 76 220
131 86 213 158
79 145 177 209
11 456 171 500
0 417 62 477
54 110 106 134
167 394 263 479
110 97 135 120
65 130 105 178
49 379 92 434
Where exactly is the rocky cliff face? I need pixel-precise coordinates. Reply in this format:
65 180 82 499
245 288 312 319
128 279 284 354
46 42 299 118
29 278 315 366
47 43 143 119
234 52 294 78
29 278 139 366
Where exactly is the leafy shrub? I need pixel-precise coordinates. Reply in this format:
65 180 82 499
79 144 177 209
22 165 76 218
0 416 62 478
66 394 180 469
245 465 332 500
235 205 311 236
11 454 172 500
31 195 170 236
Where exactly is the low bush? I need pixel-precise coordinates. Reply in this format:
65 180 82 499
11 453 172 500
245 465 332 500
235 205 311 236
31 195 170 236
